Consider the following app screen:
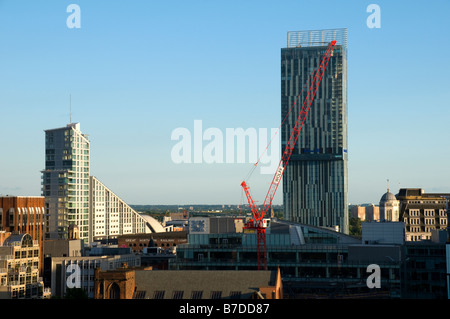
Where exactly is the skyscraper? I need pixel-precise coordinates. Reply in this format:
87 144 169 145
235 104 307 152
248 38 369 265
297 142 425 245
281 29 348 233
42 123 90 240
42 122 160 243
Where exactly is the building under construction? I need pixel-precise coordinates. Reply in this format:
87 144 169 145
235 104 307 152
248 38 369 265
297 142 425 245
281 29 349 235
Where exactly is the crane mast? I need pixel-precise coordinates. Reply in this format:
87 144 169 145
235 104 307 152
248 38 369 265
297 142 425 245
241 40 337 270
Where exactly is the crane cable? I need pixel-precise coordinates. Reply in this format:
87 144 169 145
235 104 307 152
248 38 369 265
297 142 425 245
243 67 317 183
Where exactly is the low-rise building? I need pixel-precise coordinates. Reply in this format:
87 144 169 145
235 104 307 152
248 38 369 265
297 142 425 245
43 238 84 290
93 267 283 299
173 217 402 298
397 188 448 241
403 241 447 299
362 221 405 245
0 196 45 274
349 204 380 222
365 204 380 221
49 254 141 298
44 238 83 258
117 231 187 253
350 205 366 221
0 233 50 299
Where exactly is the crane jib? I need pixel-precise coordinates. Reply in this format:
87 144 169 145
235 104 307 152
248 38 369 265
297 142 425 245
240 40 336 271
273 165 284 185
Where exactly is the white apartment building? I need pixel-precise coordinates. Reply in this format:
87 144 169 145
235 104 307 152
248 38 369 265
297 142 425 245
43 123 90 241
43 123 161 244
89 176 156 242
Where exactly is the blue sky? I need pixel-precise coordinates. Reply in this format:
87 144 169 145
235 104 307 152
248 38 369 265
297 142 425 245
0 0 449 206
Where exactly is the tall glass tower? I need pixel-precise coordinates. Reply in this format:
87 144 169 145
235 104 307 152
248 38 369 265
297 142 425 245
281 29 348 233
42 123 90 240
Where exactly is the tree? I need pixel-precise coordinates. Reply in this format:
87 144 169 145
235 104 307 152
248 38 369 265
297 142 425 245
349 217 362 237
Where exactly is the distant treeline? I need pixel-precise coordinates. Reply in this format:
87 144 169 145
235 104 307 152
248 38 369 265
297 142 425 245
131 204 284 219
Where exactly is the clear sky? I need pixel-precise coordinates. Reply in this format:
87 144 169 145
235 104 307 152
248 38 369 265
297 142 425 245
0 0 449 206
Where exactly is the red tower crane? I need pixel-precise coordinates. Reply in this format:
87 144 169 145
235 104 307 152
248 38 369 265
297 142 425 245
241 40 337 270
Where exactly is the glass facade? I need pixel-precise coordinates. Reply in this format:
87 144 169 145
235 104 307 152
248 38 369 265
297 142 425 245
281 29 348 233
402 243 447 298
42 123 157 243
172 224 401 298
42 123 90 240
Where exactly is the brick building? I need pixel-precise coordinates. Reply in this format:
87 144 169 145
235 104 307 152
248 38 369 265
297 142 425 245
94 267 283 299
117 231 187 253
94 264 136 299
0 196 45 274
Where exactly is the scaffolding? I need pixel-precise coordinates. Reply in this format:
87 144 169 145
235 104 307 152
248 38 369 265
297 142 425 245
287 28 347 49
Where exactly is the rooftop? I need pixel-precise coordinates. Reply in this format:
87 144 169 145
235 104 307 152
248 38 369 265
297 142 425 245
286 28 347 49
134 269 279 299
2 233 34 247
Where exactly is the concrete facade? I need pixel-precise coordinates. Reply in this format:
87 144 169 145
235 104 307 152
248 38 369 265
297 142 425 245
362 222 405 245
379 190 400 222
0 233 50 299
89 176 154 242
49 254 140 298
397 188 448 241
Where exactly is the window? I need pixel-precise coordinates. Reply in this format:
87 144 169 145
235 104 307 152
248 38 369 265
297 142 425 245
210 291 222 299
172 291 184 299
153 291 165 299
191 291 203 299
